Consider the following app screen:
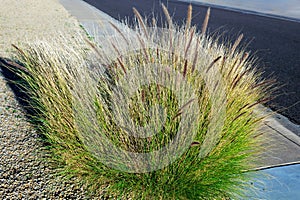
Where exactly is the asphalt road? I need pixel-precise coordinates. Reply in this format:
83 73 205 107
83 0 300 124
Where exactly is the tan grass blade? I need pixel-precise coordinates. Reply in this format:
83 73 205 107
202 7 210 34
232 111 247 122
12 44 27 57
219 55 227 73
230 69 250 89
161 3 173 28
0 58 29 73
137 34 150 62
178 98 195 112
251 79 276 90
186 4 193 31
161 3 174 54
133 7 149 38
152 17 157 27
183 59 188 77
231 34 244 55
191 36 200 72
109 21 129 45
117 57 127 74
206 56 222 73
84 38 102 58
184 27 195 58
247 97 272 109
173 98 196 120
111 42 122 57
231 52 249 75
226 57 239 78
172 112 182 120
191 141 200 147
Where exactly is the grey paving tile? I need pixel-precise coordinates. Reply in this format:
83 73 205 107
258 123 300 168
246 164 300 199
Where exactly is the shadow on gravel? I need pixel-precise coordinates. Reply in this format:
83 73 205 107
0 57 32 115
0 57 47 141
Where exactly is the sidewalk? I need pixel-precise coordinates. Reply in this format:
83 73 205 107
59 0 300 169
178 0 300 22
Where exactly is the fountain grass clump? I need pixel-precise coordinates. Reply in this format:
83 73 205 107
2 5 272 199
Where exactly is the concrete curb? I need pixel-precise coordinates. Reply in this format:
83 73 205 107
257 105 300 146
60 0 126 37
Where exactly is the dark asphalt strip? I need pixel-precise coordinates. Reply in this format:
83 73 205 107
83 0 300 124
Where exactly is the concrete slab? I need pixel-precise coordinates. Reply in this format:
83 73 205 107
254 105 300 168
258 123 300 168
177 0 300 21
245 164 300 199
266 109 300 139
60 0 125 36
60 0 120 22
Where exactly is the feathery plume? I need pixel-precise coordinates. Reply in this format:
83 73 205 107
191 36 200 72
184 27 195 58
109 22 129 45
186 4 193 31
161 3 173 28
183 59 188 77
231 34 244 55
133 7 149 38
85 38 102 58
206 56 222 73
202 7 211 34
117 57 127 74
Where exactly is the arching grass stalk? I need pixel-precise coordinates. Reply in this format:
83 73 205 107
2 5 272 199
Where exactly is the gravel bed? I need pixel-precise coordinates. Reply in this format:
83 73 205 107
0 0 104 198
